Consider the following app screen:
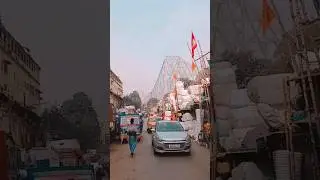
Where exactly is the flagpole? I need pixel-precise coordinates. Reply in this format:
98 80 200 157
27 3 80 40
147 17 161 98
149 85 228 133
196 41 204 69
197 40 209 69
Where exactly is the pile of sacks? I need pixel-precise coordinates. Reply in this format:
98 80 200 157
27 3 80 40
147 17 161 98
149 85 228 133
180 110 203 141
180 113 194 135
213 61 298 151
188 85 204 103
176 81 194 110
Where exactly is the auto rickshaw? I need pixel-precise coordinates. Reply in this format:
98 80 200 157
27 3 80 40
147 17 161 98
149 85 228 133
147 116 161 134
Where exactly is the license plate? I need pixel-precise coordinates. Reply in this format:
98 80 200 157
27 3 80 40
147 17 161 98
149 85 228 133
168 144 180 149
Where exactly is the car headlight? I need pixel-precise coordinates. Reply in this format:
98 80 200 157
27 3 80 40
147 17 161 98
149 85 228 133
154 135 164 142
186 135 191 143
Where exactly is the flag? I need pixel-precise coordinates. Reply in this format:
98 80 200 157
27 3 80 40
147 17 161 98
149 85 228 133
191 32 198 58
191 32 198 71
260 0 275 34
191 62 197 71
172 72 177 81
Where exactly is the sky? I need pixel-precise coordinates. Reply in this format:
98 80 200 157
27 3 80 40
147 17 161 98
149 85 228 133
0 0 109 120
110 0 210 99
0 0 209 120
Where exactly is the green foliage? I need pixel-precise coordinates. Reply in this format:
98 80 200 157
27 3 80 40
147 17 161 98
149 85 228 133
41 92 101 150
123 90 142 109
146 98 159 110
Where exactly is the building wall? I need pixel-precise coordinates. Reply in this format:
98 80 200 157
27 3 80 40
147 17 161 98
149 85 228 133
0 23 41 148
110 70 123 109
0 25 41 113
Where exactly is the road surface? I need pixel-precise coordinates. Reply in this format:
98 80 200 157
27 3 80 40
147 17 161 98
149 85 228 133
110 131 210 180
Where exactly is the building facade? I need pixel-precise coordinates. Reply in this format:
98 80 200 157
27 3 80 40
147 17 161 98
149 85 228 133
0 21 42 148
110 70 123 109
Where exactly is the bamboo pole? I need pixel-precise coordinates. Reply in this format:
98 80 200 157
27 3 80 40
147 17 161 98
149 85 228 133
284 77 296 180
197 40 207 69
283 78 293 180
289 0 320 178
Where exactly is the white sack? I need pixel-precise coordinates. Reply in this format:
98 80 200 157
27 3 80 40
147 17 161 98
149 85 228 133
256 103 285 129
230 89 251 108
247 73 298 106
212 68 237 84
230 104 265 128
215 106 231 120
230 162 264 180
188 85 203 95
230 128 255 144
176 81 184 89
242 124 269 149
177 89 189 96
164 111 171 116
224 136 242 151
195 109 204 124
182 113 193 121
192 95 201 103
179 101 193 110
217 119 231 137
213 83 238 106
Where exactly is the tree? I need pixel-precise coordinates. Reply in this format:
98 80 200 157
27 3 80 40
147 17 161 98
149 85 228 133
123 90 142 109
42 92 101 150
41 106 76 140
61 92 100 149
146 98 159 110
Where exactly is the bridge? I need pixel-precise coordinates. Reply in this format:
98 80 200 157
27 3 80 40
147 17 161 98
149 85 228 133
145 56 197 101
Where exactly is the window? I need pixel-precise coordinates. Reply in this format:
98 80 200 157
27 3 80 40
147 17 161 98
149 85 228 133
2 60 8 75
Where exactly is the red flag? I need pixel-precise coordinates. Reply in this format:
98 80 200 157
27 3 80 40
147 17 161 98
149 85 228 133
191 32 198 58
191 32 198 72
172 72 177 81
261 0 275 34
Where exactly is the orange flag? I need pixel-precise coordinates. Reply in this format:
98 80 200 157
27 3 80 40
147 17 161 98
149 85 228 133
191 32 198 72
172 72 177 81
261 0 275 34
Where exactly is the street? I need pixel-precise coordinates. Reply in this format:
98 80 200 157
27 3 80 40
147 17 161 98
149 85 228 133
110 130 210 180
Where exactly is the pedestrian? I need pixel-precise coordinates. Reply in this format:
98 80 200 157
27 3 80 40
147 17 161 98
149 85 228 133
127 118 139 157
203 120 211 148
139 116 144 133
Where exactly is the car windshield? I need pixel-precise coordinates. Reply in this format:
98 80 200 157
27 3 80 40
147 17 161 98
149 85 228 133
157 122 184 132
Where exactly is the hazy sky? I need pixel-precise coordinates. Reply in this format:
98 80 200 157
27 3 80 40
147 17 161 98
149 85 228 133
111 0 210 98
0 0 109 120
